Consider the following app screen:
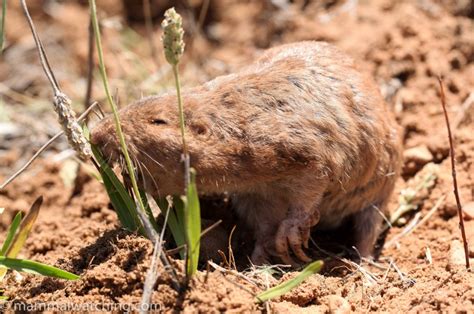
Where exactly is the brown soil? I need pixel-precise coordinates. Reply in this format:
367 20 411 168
1 0 473 312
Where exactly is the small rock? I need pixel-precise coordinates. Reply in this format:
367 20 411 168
449 240 465 266
403 145 434 175
462 201 474 221
327 295 351 314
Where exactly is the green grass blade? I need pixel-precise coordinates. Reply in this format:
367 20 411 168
0 211 22 280
100 170 135 230
256 260 324 303
91 144 141 232
89 0 149 235
184 169 201 276
0 0 6 52
0 257 79 280
5 196 42 258
0 212 22 256
159 197 185 259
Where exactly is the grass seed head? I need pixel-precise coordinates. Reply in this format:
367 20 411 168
161 7 185 65
53 92 91 160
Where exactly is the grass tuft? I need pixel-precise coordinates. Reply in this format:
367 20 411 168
0 196 79 297
256 260 324 303
88 0 150 229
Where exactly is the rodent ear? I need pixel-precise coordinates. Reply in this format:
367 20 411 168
189 122 208 136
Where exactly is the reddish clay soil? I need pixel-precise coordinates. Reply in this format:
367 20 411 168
1 0 473 312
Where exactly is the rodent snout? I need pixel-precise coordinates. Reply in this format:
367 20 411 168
90 120 118 155
90 124 107 147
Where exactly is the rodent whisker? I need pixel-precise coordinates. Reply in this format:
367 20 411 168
134 155 145 188
140 150 166 171
139 159 162 197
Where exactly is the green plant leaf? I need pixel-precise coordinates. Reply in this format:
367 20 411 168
5 196 42 258
89 0 149 240
0 212 22 256
0 257 79 280
183 168 201 276
91 144 142 232
256 260 324 303
0 211 22 281
158 196 186 259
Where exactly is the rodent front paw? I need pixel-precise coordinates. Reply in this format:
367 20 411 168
273 209 320 265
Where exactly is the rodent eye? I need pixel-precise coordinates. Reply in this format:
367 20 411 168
151 118 167 125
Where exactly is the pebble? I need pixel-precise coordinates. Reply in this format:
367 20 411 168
327 295 351 314
403 145 434 175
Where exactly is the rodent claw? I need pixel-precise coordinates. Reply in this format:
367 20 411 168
288 226 312 263
275 218 313 264
280 251 297 266
302 232 310 249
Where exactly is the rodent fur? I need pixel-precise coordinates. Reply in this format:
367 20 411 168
91 41 402 265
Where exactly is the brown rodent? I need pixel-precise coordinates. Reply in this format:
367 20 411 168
91 41 402 265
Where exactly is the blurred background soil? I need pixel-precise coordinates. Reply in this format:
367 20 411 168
0 0 473 312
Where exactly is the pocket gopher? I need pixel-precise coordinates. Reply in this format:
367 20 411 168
91 41 402 265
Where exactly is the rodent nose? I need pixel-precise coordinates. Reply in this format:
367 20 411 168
90 124 107 147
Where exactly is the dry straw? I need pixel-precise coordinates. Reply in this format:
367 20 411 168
20 0 91 160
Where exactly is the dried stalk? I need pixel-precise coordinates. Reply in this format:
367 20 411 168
84 17 95 112
0 102 98 190
142 0 160 70
438 77 470 270
386 194 446 247
20 0 91 160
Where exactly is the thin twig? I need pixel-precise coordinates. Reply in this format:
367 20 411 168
197 0 210 31
453 92 474 130
21 0 91 160
438 77 470 270
139 236 161 314
208 261 261 288
136 206 180 292
139 203 172 313
20 0 60 94
84 17 95 112
0 102 99 190
142 0 160 71
166 219 222 256
386 194 446 247
88 0 149 231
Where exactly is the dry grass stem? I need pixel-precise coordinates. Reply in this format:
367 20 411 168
84 17 95 111
453 92 474 130
386 167 437 232
208 261 262 288
0 102 99 190
197 0 210 31
438 77 470 270
20 0 91 160
142 0 160 70
386 194 446 247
